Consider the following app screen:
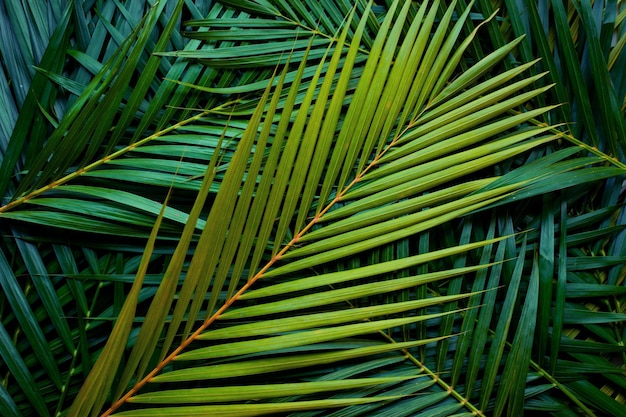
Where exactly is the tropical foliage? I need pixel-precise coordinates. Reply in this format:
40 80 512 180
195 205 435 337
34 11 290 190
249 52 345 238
1 0 625 416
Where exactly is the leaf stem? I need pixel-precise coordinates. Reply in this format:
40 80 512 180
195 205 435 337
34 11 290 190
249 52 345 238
523 113 626 171
378 330 486 416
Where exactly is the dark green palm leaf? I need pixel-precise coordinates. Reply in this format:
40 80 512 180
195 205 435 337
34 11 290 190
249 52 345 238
1 1 625 416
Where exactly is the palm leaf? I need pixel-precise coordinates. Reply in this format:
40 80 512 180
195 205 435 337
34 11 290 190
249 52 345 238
2 1 626 416
58 1 624 416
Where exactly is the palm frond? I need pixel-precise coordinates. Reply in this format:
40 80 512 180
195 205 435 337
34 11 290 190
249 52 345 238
60 1 625 416
1 1 625 416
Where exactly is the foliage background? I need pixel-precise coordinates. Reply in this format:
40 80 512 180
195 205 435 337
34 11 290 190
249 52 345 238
1 0 625 416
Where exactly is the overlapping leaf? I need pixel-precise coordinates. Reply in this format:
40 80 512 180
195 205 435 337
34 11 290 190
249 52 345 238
59 1 626 416
2 1 625 416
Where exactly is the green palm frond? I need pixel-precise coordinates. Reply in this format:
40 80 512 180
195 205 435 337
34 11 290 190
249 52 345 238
1 1 625 416
63 1 624 416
